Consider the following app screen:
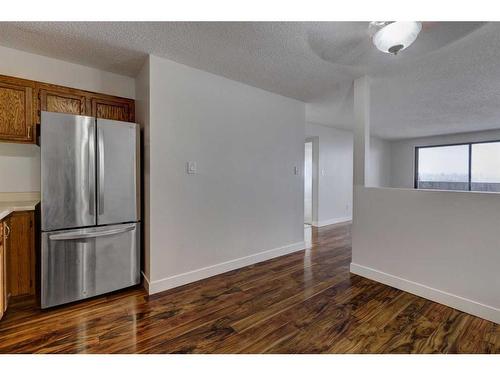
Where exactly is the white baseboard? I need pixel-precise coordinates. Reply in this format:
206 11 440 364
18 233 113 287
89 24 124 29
148 241 306 295
350 262 500 324
312 216 352 228
141 271 150 293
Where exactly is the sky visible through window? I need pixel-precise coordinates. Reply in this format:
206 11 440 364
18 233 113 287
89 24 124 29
471 142 500 183
418 145 468 182
417 141 500 192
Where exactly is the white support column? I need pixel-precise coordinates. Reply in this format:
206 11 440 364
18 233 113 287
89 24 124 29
351 76 371 270
353 76 370 187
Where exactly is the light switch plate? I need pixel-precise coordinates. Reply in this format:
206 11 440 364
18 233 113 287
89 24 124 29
187 161 197 174
294 166 300 175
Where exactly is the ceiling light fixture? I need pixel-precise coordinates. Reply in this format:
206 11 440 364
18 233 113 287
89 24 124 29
370 21 422 55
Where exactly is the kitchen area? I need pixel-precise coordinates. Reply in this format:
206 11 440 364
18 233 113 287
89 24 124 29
0 72 140 321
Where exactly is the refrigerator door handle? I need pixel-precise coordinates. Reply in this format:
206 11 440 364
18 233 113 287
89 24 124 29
88 123 95 216
98 127 105 215
49 225 135 241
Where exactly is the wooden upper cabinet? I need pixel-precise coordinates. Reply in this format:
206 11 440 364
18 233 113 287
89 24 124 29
0 74 135 143
37 84 135 122
91 96 135 122
0 76 34 143
39 87 87 117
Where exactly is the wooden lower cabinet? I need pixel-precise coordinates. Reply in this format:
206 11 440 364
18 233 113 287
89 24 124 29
0 211 35 321
0 220 6 320
5 212 35 297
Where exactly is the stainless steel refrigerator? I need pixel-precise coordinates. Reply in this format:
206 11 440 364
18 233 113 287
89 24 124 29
40 111 140 308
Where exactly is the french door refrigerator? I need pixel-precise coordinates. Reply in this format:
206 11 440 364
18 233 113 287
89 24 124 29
40 111 140 308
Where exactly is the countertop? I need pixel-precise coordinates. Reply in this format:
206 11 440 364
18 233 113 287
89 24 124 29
0 192 40 221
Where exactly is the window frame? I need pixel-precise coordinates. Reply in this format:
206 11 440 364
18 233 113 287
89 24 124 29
414 139 500 191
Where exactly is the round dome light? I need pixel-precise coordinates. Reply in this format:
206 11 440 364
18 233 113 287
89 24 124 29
372 22 422 55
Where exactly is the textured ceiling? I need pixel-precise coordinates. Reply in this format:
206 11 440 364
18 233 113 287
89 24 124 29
0 21 497 139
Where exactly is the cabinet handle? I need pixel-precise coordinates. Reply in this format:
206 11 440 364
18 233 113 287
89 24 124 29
27 125 31 140
4 223 10 239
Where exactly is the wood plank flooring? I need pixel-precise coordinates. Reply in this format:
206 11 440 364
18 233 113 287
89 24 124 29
0 222 498 353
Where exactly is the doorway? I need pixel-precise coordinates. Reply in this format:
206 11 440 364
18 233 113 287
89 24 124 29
304 141 313 225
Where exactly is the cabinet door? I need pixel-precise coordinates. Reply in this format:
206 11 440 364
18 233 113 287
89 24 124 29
91 97 134 122
39 88 87 117
0 221 5 320
6 212 35 297
0 78 34 143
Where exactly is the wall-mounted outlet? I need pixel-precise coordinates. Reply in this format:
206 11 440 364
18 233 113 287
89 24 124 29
294 166 300 175
187 161 197 174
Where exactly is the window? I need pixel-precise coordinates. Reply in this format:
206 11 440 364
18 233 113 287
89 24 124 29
415 141 500 192
416 144 469 190
471 142 500 192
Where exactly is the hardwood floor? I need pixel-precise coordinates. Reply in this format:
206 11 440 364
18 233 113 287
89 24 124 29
0 222 498 353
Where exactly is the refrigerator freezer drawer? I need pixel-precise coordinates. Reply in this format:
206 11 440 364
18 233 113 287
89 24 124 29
41 223 140 308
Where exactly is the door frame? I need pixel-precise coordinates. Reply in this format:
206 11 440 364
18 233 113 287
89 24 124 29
305 137 319 226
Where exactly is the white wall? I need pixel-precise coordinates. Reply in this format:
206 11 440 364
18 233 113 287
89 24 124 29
0 143 40 192
352 186 500 323
0 45 136 193
367 136 391 188
305 122 353 227
391 129 500 188
0 45 135 98
142 55 305 293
